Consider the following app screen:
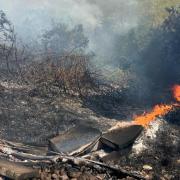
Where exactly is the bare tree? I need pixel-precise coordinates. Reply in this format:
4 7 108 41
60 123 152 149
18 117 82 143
41 23 89 60
0 10 16 74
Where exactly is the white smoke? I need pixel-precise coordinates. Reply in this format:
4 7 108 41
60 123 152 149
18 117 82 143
0 0 140 62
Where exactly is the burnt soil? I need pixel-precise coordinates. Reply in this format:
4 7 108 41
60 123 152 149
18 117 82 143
0 80 145 145
0 81 120 145
0 81 179 179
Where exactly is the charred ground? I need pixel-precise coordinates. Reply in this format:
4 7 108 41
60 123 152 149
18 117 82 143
0 4 180 180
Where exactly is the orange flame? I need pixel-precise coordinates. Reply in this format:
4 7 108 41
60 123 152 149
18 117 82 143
133 84 180 127
133 104 173 127
172 84 180 102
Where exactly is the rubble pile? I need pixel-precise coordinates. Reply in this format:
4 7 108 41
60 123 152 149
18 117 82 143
0 82 179 179
105 117 180 179
0 124 144 180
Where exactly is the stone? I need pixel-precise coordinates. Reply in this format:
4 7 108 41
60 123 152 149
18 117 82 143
52 173 58 179
144 174 153 180
67 171 81 178
49 125 101 154
59 174 69 180
143 165 153 171
78 173 97 180
96 174 105 180
126 177 135 180
101 125 143 150
59 168 66 176
67 167 81 178
40 173 46 180
0 159 39 179
176 159 180 164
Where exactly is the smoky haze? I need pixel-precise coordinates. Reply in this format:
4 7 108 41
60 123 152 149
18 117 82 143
1 0 179 106
0 0 140 62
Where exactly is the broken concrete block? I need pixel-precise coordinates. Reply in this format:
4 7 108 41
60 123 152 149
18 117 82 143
49 125 101 154
100 125 143 150
143 165 153 171
0 158 39 180
101 148 131 163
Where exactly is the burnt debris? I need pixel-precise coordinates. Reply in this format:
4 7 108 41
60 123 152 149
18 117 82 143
0 124 144 180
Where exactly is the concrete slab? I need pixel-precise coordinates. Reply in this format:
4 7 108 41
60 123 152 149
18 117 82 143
0 159 39 180
49 125 101 154
101 125 143 150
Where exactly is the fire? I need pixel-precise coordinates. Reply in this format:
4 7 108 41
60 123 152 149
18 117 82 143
133 104 173 127
172 84 180 102
133 84 180 127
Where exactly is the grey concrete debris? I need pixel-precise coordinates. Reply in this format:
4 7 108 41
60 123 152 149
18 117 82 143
100 125 143 150
49 124 102 154
0 159 39 180
0 124 144 179
49 124 143 156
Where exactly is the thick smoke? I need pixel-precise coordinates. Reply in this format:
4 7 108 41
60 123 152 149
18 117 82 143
2 0 178 106
0 0 140 62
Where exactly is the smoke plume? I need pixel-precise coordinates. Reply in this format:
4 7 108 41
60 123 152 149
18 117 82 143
0 0 140 61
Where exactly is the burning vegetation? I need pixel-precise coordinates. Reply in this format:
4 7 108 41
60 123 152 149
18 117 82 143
173 85 180 102
133 84 180 127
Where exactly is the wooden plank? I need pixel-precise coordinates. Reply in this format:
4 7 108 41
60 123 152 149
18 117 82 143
0 159 39 180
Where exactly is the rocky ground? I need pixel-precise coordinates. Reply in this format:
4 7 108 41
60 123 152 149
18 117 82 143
37 162 137 180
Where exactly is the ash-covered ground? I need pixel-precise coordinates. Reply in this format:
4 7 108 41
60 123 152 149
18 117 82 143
103 116 180 179
0 79 149 145
0 81 120 145
0 80 179 179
